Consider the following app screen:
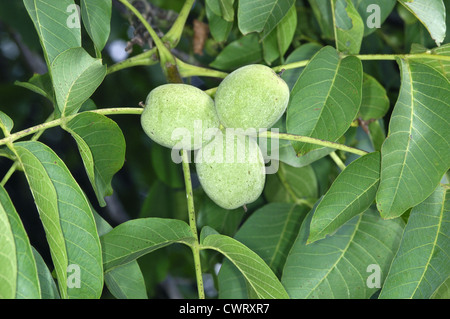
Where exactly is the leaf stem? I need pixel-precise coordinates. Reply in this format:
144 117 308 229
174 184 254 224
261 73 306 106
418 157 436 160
181 149 205 299
0 108 143 147
259 131 368 156
329 151 346 171
163 0 196 48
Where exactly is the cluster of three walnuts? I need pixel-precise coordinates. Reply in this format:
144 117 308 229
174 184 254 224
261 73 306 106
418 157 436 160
141 65 290 210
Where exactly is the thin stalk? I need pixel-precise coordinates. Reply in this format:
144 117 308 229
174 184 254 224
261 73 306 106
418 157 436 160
0 108 143 147
259 131 368 156
181 149 205 299
107 48 158 75
329 151 346 171
163 0 195 47
1 162 18 186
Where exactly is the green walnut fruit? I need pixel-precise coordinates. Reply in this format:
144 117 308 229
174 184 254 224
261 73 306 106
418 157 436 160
214 64 290 131
195 130 266 210
141 84 220 150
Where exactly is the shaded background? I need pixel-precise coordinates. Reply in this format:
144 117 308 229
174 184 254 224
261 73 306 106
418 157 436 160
0 0 447 298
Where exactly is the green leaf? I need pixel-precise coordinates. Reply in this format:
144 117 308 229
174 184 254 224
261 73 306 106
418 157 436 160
282 207 404 298
264 162 318 204
398 0 446 46
93 209 148 299
413 44 450 79
206 0 222 16
218 203 309 298
281 43 322 89
15 141 103 299
237 0 295 39
210 34 262 71
432 277 450 299
23 0 81 66
333 0 364 54
307 0 334 39
308 152 381 243
32 247 60 299
220 0 235 22
197 195 245 238
379 185 450 299
64 112 125 207
0 184 41 299
376 59 450 219
206 1 233 42
351 0 396 36
262 4 297 64
0 111 14 135
368 120 386 152
359 73 390 121
101 218 195 271
286 46 363 155
80 0 111 52
51 47 106 116
201 232 290 299
14 73 54 103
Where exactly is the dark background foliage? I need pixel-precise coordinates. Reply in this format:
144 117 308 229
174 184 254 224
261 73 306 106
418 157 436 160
0 0 448 298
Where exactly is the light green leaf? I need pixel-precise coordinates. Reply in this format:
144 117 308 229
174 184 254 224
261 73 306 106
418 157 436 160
218 203 309 298
206 0 222 16
51 47 106 116
64 112 125 207
206 1 233 42
333 0 364 54
376 59 450 219
101 218 195 271
398 0 446 46
286 46 363 155
238 0 295 39
412 44 450 79
201 232 290 299
0 186 18 298
32 247 60 299
308 152 380 244
360 73 390 121
368 120 386 152
379 185 450 299
23 0 81 66
0 184 41 299
282 207 404 298
210 34 262 71
15 141 103 299
263 4 297 64
0 111 14 135
220 0 235 22
80 0 111 52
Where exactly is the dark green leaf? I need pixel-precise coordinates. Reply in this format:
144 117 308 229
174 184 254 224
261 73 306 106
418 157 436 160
238 0 295 39
286 46 363 155
308 152 380 243
282 207 404 298
210 34 263 71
